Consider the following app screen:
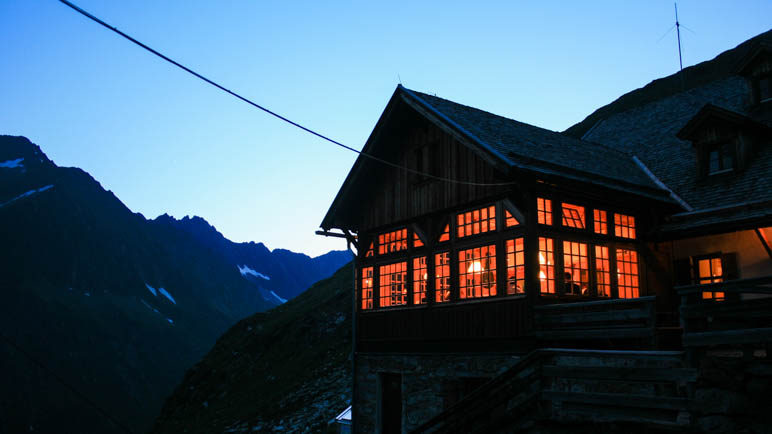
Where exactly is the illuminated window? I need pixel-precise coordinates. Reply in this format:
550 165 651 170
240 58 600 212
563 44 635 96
537 198 552 225
458 245 497 299
360 267 373 310
562 203 586 229
365 242 374 258
457 205 496 238
435 252 451 302
505 209 520 227
697 256 724 300
413 232 424 248
379 262 407 307
616 249 639 298
538 237 555 294
413 256 428 305
378 228 408 255
593 209 608 235
614 214 636 239
563 241 588 295
506 238 525 295
438 224 450 243
595 246 611 297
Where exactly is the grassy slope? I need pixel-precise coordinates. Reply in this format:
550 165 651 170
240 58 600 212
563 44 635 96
152 262 354 433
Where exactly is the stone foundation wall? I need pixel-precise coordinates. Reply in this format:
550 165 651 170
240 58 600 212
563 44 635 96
353 352 521 433
691 355 772 433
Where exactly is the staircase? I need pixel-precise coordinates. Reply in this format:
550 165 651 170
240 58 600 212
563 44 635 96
412 348 696 433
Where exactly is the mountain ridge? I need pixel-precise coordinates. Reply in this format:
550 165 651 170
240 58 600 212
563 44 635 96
0 135 350 434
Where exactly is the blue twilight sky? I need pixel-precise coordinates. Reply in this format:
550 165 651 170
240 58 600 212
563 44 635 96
1 1 770 256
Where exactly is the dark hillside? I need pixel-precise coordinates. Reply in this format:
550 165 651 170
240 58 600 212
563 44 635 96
564 28 772 139
152 262 354 434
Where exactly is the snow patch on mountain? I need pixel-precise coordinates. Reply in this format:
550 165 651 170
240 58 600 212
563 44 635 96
238 264 270 280
140 298 159 314
159 288 176 305
269 291 287 304
0 185 54 208
145 283 158 296
0 158 24 168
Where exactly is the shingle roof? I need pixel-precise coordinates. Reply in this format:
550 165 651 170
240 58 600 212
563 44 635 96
402 88 670 200
583 76 772 222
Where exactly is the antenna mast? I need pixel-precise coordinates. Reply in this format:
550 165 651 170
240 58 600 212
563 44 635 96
675 3 683 72
674 3 685 89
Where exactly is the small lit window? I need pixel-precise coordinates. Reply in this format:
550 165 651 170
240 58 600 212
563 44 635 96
697 256 724 300
438 224 450 243
360 267 373 310
505 209 520 227
595 246 611 297
563 241 588 295
614 214 636 239
506 238 525 295
413 232 424 248
616 249 639 298
562 203 586 229
435 252 451 302
378 228 408 255
537 198 552 225
707 143 734 174
365 242 374 258
379 262 407 307
458 245 497 299
593 209 608 235
413 256 428 304
538 237 555 294
457 205 496 238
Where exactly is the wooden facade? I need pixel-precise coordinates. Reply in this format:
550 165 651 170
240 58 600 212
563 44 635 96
320 38 772 433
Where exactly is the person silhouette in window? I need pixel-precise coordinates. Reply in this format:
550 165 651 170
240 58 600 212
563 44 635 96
565 272 581 295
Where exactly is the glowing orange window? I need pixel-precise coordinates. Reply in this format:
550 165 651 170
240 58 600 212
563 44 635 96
457 205 496 238
594 210 608 235
365 242 374 258
458 245 497 299
562 203 586 229
697 256 724 300
413 256 428 305
438 224 450 243
379 262 407 307
378 228 408 255
563 241 589 295
506 238 525 295
505 209 520 227
539 237 555 294
616 249 639 298
435 252 451 302
413 232 424 248
614 214 636 239
360 266 373 310
537 198 552 225
595 246 611 297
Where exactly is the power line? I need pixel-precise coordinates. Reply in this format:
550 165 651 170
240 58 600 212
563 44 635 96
58 0 516 187
0 332 135 434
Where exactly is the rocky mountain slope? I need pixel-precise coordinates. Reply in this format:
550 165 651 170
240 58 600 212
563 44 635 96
0 135 350 434
152 263 353 434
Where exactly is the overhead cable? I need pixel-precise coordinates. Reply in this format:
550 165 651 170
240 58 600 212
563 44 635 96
59 0 516 187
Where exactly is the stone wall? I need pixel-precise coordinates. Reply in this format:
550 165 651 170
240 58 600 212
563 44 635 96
353 352 521 433
692 354 772 433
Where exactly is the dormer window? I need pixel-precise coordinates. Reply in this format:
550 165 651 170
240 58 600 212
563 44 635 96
759 74 772 103
707 142 734 175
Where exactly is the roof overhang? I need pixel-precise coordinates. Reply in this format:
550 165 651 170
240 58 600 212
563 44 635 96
676 103 770 141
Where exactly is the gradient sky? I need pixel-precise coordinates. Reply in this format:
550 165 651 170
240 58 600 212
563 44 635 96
1 1 770 257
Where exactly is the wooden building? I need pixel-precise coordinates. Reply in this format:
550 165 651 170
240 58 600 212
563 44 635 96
320 32 772 433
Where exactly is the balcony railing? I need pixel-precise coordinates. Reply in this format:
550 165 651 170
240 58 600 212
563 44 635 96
676 275 772 349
